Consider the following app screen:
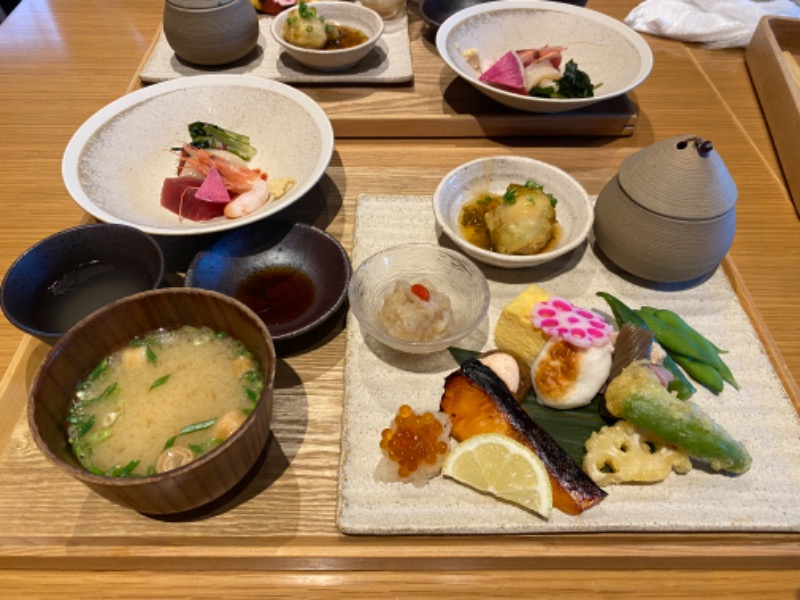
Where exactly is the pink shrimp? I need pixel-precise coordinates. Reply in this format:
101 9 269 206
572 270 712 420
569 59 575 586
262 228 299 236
224 179 271 219
177 144 265 195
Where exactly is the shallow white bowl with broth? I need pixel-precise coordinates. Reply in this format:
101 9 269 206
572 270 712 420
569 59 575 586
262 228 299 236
435 0 653 113
270 2 385 72
62 75 333 236
433 156 593 268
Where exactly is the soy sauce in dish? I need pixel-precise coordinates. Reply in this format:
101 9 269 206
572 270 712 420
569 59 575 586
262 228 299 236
34 260 152 333
236 266 316 327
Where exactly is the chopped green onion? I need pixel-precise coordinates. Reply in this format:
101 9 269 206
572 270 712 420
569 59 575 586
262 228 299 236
149 374 171 391
178 418 216 436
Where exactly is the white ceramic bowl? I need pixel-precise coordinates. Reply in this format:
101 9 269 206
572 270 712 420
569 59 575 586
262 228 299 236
348 243 490 354
270 2 384 72
435 0 653 113
433 156 593 268
62 75 334 236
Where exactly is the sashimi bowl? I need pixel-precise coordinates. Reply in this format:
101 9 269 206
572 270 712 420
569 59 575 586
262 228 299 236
433 155 593 268
435 0 653 113
62 74 334 236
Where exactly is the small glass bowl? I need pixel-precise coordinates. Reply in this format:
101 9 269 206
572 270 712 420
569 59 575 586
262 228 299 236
348 243 490 354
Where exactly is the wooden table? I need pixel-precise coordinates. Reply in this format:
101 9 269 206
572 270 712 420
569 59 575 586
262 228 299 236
1 0 799 596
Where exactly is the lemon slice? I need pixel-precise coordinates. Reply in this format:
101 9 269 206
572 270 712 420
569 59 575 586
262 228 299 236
442 433 553 519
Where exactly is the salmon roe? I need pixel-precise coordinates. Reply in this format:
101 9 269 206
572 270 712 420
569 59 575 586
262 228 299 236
380 405 449 479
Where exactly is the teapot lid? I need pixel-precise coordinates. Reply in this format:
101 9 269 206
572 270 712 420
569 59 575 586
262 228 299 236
618 134 737 220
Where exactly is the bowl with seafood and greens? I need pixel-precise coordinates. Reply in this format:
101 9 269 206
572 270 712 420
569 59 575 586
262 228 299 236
433 155 593 269
435 0 652 113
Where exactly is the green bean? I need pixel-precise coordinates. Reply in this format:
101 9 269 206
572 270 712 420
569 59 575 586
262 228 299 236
596 292 696 400
670 353 724 395
618 391 751 474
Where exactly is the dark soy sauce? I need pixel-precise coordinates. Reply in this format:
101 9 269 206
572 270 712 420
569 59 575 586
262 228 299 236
235 266 316 327
34 260 152 333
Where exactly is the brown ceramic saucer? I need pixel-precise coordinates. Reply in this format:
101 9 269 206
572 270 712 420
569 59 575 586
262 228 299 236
185 220 351 342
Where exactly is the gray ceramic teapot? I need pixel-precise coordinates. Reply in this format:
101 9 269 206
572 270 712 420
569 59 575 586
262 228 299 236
593 134 737 283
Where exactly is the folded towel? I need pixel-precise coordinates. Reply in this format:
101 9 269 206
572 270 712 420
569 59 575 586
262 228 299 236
625 0 800 48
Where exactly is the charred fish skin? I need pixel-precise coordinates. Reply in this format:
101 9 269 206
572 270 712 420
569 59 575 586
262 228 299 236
441 359 607 515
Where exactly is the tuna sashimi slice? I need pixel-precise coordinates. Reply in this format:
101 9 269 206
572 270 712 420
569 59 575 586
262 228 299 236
478 50 526 95
195 166 230 203
161 177 227 222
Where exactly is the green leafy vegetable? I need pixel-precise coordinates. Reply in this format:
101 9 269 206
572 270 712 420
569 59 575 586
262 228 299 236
531 60 599 99
187 121 257 161
178 418 217 436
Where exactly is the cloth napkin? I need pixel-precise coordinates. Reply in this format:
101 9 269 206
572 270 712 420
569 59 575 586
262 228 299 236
625 0 800 48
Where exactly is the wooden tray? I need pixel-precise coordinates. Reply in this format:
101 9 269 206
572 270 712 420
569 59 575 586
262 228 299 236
131 9 638 139
746 16 800 216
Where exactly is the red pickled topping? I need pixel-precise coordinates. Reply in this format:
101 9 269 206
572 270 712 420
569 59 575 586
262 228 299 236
380 404 446 477
411 283 430 302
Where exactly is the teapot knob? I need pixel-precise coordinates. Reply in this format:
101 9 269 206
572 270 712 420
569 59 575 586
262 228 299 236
676 136 714 158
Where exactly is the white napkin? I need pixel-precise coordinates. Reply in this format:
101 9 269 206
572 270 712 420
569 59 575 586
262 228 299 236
625 0 800 48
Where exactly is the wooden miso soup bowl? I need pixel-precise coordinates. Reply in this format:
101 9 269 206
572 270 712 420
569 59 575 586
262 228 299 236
28 287 276 515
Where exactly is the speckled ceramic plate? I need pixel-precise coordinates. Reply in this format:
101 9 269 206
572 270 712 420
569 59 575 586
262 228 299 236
436 0 653 113
185 221 351 341
62 75 334 236
139 12 413 84
336 194 800 535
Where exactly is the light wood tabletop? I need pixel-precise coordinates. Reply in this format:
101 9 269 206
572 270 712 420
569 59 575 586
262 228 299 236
1 0 799 597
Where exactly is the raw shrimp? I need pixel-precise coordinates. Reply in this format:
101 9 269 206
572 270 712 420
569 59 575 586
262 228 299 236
178 144 266 195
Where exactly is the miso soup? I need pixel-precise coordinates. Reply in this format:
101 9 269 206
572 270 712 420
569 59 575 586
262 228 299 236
67 325 264 477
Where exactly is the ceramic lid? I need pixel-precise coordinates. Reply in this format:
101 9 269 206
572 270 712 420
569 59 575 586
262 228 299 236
618 134 737 220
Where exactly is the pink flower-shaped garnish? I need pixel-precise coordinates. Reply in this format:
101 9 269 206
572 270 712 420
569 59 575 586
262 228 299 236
531 297 613 348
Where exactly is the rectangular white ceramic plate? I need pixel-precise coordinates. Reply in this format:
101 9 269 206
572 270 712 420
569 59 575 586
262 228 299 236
337 194 800 535
139 13 412 84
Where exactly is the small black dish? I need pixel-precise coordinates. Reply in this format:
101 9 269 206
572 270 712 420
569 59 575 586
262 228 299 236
185 220 351 342
420 0 588 29
0 223 165 345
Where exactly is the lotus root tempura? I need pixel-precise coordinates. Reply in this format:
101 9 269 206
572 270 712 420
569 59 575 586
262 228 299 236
67 326 264 477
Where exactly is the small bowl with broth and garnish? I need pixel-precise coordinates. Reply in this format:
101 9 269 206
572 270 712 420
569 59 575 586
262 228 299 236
432 156 593 269
270 1 384 71
28 287 275 515
1 224 165 345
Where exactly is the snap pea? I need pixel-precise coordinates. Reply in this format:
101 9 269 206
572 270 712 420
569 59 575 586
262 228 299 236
638 308 739 390
596 292 696 400
650 307 738 389
670 353 724 395
637 311 718 366
645 307 727 354
616 391 751 474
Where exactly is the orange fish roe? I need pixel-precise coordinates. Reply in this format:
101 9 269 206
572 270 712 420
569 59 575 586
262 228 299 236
380 405 450 479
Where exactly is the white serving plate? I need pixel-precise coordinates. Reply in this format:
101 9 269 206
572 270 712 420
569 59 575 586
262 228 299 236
62 74 334 236
436 0 653 113
337 194 800 535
